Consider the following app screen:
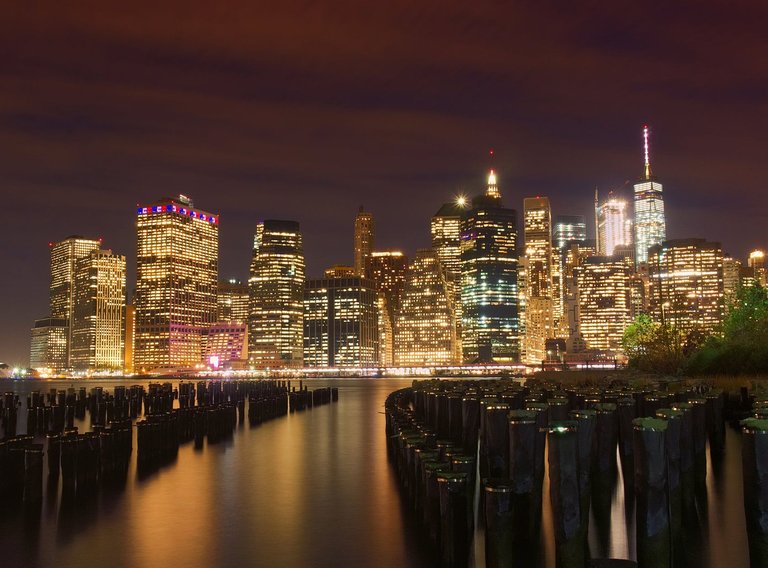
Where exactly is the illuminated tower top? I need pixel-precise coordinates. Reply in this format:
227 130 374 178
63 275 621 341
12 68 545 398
485 149 501 199
643 125 652 180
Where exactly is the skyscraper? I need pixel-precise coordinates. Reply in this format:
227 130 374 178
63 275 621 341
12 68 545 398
304 275 378 367
722 254 742 311
135 195 219 371
248 220 305 368
577 256 633 353
648 238 724 336
217 279 249 324
354 206 374 276
49 236 101 366
431 200 465 341
395 249 458 366
748 250 767 286
596 194 632 257
554 215 587 250
634 126 667 264
461 169 519 363
29 318 68 374
523 197 554 363
70 249 126 372
364 251 408 328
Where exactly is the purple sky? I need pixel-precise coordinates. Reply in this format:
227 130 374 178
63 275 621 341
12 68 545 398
2 1 767 364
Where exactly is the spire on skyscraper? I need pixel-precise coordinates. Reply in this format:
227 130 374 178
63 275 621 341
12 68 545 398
643 125 652 180
486 149 501 199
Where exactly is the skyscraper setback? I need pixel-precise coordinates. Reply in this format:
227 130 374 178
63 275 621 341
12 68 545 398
134 195 219 371
354 207 374 276
248 220 305 368
633 126 666 264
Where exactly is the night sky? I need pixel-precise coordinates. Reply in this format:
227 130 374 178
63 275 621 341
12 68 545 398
2 1 767 365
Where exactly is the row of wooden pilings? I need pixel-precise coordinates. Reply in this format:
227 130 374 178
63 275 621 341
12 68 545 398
0 379 339 505
385 378 760 568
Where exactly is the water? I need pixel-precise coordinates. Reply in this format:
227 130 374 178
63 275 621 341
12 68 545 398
0 378 751 567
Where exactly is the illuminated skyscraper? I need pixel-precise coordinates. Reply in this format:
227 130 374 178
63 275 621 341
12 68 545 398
577 256 633 353
29 318 68 374
304 276 378 367
124 304 135 374
648 239 724 335
722 255 742 311
135 195 219 371
748 250 767 286
365 251 407 325
71 249 126 372
554 215 587 250
461 169 519 363
395 249 458 366
248 220 305 368
596 194 632 256
431 200 466 338
217 279 249 324
354 206 374 276
49 236 101 365
523 197 554 363
634 126 666 263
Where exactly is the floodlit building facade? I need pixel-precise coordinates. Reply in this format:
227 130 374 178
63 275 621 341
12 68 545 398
202 323 248 369
354 207 374 276
596 194 632 257
304 276 378 367
634 126 666 264
71 249 126 372
648 238 724 336
554 215 587 250
577 256 633 353
135 195 219 371
431 201 466 343
248 220 305 368
461 170 519 363
395 249 458 366
748 250 767 287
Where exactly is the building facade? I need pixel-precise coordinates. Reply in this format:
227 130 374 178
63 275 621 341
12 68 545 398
248 220 305 368
135 195 219 371
304 276 378 367
70 249 126 372
648 238 724 336
460 170 519 363
634 126 666 264
29 318 68 374
554 215 587 250
395 249 458 366
49 236 101 366
354 207 374 276
597 195 632 257
577 256 633 353
203 323 248 369
217 279 249 324
523 197 555 363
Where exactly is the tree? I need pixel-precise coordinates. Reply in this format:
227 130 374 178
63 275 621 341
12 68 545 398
622 314 686 374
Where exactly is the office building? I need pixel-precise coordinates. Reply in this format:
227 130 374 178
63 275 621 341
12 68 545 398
29 318 68 374
523 197 554 363
578 256 633 353
70 249 126 372
648 238 724 335
248 220 305 368
395 249 458 366
554 215 587 250
203 323 248 369
596 194 632 257
354 207 374 276
461 169 519 362
304 276 378 367
217 279 249 324
135 195 219 371
634 126 667 263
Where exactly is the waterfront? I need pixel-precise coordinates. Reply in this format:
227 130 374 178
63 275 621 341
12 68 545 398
0 378 750 567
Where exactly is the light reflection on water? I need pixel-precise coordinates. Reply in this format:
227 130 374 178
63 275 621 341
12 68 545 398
0 378 751 568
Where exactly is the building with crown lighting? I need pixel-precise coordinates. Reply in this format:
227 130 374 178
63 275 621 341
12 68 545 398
460 170 519 363
49 235 101 366
596 195 632 257
748 250 767 287
135 195 219 371
577 256 633 353
304 276 378 367
634 126 666 264
70 249 126 372
395 249 459 366
248 220 305 368
354 207 374 276
648 238 724 336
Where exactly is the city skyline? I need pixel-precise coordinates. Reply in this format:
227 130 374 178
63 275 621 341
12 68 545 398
3 3 768 365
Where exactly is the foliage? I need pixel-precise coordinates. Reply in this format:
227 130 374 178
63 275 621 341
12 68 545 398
685 284 768 375
622 314 686 374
